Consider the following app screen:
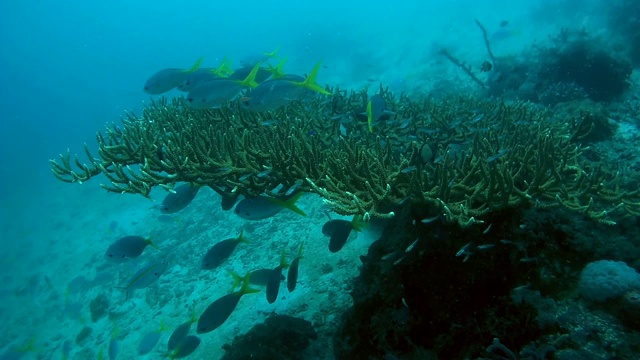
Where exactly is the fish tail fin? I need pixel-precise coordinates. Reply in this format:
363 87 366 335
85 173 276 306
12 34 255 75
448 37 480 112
185 56 204 73
111 326 119 340
189 309 198 324
282 192 307 217
18 337 37 353
146 236 159 250
296 242 304 259
158 319 171 332
240 273 260 295
351 214 367 232
267 57 287 79
236 229 250 244
295 61 331 95
227 270 244 292
239 62 262 88
367 100 374 133
279 248 290 269
263 46 279 59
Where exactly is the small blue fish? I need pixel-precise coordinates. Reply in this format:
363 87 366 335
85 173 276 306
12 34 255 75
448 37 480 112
120 261 169 298
257 169 272 178
108 329 119 360
234 192 306 220
62 339 72 360
138 321 170 355
399 118 412 129
168 317 196 352
159 183 201 214
201 231 248 270
196 274 259 334
322 215 366 253
471 114 485 123
105 235 157 263
287 243 304 292
400 165 417 174
169 336 201 359
487 148 509 163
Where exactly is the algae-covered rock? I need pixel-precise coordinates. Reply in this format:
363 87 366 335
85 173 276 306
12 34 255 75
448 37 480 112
75 326 92 345
89 293 110 322
221 314 317 360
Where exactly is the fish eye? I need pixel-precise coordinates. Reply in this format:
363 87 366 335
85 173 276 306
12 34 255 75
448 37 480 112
187 98 193 102
108 254 113 257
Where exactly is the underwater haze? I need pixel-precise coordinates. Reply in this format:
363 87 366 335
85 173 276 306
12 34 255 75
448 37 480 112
2 0 640 359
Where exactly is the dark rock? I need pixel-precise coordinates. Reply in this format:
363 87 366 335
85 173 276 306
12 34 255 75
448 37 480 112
89 293 110 322
75 326 92 345
221 314 317 360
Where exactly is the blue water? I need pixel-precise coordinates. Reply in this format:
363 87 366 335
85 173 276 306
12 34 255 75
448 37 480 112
1 0 638 359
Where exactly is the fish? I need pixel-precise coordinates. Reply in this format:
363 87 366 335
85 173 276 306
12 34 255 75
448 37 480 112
167 315 196 352
158 183 201 214
138 321 170 355
322 215 366 253
196 274 259 334
220 192 240 211
241 62 331 112
209 184 240 211
186 62 261 109
201 230 248 270
61 339 72 359
266 250 288 304
360 94 395 132
169 336 201 359
143 57 204 94
287 243 304 292
105 235 157 263
401 165 417 174
108 328 119 360
486 148 509 163
228 269 284 290
481 61 493 72
240 75 307 112
234 192 306 220
119 261 168 298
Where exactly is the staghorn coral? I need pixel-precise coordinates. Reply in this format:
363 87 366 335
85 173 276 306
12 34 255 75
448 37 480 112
51 91 640 226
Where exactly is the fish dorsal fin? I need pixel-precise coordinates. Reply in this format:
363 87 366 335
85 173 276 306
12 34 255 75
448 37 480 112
367 100 374 133
184 56 204 73
267 58 287 79
236 62 262 88
212 56 233 77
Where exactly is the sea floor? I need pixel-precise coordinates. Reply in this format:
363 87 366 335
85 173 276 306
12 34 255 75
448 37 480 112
0 176 379 359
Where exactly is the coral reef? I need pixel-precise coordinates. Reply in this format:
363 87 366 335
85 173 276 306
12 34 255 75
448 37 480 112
51 90 640 226
442 26 632 104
